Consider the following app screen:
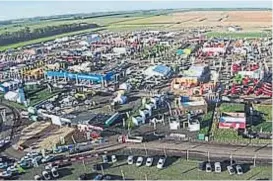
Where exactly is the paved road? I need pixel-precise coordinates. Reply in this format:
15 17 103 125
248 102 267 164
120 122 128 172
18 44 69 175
126 140 272 161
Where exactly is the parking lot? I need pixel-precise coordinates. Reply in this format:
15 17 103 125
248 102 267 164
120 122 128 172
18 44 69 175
18 155 272 180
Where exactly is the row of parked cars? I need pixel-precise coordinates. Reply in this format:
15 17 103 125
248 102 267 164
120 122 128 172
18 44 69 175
199 160 244 175
34 164 59 180
127 155 166 169
101 154 166 169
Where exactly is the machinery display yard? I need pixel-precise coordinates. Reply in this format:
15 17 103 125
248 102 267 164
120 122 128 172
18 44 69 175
0 9 272 181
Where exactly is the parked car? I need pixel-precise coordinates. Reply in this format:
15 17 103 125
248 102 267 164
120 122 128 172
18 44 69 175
27 152 41 158
157 157 166 169
111 155 117 163
34 175 42 180
0 170 12 178
33 155 43 163
146 157 153 167
227 165 235 175
41 155 55 163
205 162 212 172
136 157 143 167
7 165 18 174
198 161 208 171
42 171 51 180
236 165 243 175
0 162 8 169
102 155 108 163
51 167 59 178
78 173 88 180
127 156 134 165
94 174 103 180
214 162 222 173
103 175 112 180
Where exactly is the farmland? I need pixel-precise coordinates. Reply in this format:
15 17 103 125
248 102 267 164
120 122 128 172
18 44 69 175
0 9 272 51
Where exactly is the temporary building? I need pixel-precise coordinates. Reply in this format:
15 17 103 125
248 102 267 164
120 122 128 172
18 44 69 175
119 83 131 91
184 65 206 78
113 47 127 55
0 80 21 93
144 64 171 77
218 112 246 129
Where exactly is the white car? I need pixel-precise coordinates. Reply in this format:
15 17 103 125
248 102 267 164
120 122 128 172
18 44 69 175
146 157 153 167
34 175 42 180
205 163 212 173
111 155 117 163
214 162 222 173
102 155 108 163
42 171 51 180
236 165 243 175
7 165 18 173
157 157 165 169
227 165 235 175
136 157 143 167
27 152 40 158
127 156 134 165
0 171 12 178
51 167 59 178
41 155 54 163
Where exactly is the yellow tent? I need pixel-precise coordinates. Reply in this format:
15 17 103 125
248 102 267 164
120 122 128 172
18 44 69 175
183 48 192 55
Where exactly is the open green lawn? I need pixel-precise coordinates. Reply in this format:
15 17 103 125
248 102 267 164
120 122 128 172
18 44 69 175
19 159 272 180
253 104 272 122
206 31 271 38
28 88 61 106
219 103 245 113
213 128 271 144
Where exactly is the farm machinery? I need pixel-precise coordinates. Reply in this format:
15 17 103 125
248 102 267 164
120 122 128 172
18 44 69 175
223 75 272 97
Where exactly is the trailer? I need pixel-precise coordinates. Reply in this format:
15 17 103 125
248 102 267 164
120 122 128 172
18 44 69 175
117 135 143 143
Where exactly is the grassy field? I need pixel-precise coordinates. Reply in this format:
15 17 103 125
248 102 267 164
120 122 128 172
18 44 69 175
215 103 272 143
199 111 213 135
206 31 271 38
19 158 272 180
219 103 245 113
253 104 272 122
0 14 151 34
28 88 61 107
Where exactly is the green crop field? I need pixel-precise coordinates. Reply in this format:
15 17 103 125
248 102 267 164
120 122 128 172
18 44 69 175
19 159 272 180
0 14 152 35
0 27 104 51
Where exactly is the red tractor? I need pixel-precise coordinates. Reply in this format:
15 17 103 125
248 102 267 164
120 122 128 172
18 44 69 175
232 63 242 73
231 84 241 95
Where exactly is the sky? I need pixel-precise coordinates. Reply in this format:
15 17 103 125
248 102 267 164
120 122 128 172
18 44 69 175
0 1 272 21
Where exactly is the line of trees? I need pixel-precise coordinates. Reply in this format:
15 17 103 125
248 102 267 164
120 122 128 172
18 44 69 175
0 23 99 46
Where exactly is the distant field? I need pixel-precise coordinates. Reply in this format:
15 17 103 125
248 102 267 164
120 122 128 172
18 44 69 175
118 10 272 30
0 15 149 34
0 10 271 50
206 31 271 38
0 27 104 51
